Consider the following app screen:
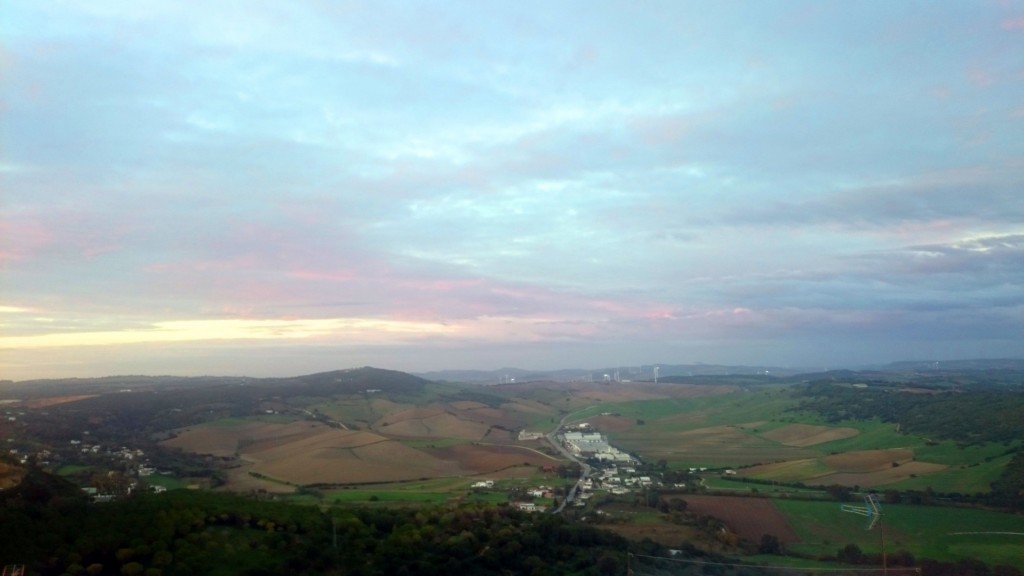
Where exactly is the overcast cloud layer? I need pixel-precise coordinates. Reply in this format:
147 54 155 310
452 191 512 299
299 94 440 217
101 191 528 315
2 1 1023 380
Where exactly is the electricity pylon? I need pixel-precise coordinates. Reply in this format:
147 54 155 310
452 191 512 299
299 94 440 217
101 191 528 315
842 493 887 575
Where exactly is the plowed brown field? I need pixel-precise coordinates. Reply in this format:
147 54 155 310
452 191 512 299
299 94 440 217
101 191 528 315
0 462 27 490
161 418 560 487
740 448 948 487
682 495 801 543
824 461 948 487
426 444 558 472
823 448 914 472
585 414 635 432
761 424 859 447
22 395 97 408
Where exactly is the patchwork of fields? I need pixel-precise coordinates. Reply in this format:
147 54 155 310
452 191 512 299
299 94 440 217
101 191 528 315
580 390 1003 493
163 417 559 488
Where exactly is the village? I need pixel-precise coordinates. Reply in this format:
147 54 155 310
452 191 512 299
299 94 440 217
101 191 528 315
4 402 710 510
473 422 700 513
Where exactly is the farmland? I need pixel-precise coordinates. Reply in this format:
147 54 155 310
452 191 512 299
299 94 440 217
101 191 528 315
680 495 800 543
569 387 1014 494
773 499 1024 567
162 418 559 489
4 364 1024 572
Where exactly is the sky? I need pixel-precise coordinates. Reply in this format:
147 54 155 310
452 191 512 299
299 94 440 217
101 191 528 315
2 1 1023 380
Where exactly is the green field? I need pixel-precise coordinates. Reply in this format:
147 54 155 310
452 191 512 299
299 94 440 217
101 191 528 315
327 490 453 504
56 464 93 476
702 476 828 497
774 499 1024 566
567 390 795 431
567 389 1013 492
887 453 1011 494
207 414 303 427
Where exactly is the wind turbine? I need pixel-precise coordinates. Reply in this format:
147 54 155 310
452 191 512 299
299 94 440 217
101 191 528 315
653 366 660 383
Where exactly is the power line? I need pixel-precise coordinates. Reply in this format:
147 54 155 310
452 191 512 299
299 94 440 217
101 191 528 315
628 553 920 574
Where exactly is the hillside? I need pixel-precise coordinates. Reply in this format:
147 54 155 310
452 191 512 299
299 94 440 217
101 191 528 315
4 363 1024 573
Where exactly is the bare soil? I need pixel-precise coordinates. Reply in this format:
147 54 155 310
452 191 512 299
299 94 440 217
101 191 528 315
761 423 860 447
682 495 802 543
823 460 948 487
426 443 558 473
22 395 98 408
822 448 915 473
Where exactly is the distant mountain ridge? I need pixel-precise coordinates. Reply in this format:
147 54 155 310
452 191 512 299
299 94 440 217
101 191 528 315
416 363 807 383
3 358 1021 387
880 358 1024 371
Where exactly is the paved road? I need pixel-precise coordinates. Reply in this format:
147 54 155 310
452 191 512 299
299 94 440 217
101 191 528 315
546 411 591 513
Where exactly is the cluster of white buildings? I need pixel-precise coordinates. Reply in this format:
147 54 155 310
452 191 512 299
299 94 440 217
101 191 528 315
517 430 544 441
596 466 660 494
470 479 555 512
69 439 145 462
560 431 634 463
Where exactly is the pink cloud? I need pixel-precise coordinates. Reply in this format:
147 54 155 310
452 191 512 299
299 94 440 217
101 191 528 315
966 66 995 87
0 218 54 263
1001 17 1024 30
1 207 142 264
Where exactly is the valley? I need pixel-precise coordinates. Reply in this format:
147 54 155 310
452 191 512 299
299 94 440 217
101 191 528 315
2 363 1024 574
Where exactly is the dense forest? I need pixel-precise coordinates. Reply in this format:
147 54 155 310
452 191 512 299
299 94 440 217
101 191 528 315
0 468 642 576
793 382 1024 444
4 467 1021 576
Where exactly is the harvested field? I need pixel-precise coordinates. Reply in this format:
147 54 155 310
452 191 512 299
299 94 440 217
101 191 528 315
374 403 523 440
823 461 948 487
449 401 490 410
275 439 459 485
761 424 859 447
221 464 295 494
455 405 521 429
481 426 515 444
740 449 948 488
162 420 335 457
0 462 27 490
380 411 491 440
682 495 801 543
615 425 817 466
162 426 248 457
245 428 385 455
161 417 562 487
241 426 461 485
503 400 553 416
425 444 558 473
739 458 833 482
584 414 635 432
22 394 97 408
823 448 914 472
